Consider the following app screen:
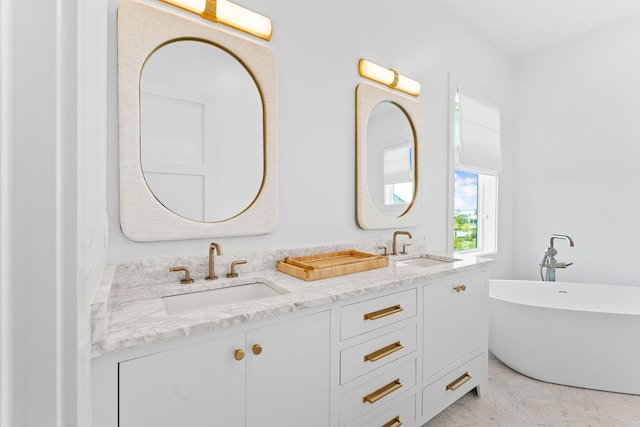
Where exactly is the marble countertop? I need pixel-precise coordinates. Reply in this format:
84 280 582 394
91 253 493 358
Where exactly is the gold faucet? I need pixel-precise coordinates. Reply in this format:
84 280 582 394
392 231 412 255
206 242 222 280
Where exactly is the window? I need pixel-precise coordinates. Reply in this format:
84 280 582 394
454 170 497 252
452 85 500 254
454 170 478 250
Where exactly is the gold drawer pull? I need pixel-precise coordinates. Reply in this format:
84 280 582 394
364 304 404 320
446 372 472 391
453 285 467 293
381 416 403 427
364 341 404 363
363 379 403 404
234 349 245 361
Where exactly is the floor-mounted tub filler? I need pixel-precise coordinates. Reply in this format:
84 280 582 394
539 234 574 281
489 279 640 395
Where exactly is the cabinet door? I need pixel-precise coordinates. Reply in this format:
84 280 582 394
119 333 246 427
423 272 487 380
246 311 331 427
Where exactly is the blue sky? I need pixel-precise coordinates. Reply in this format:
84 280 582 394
454 170 478 211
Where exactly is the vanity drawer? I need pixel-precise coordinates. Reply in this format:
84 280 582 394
340 359 416 426
345 393 415 427
422 353 484 421
341 289 417 340
341 324 417 384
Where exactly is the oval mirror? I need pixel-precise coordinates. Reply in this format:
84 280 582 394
140 39 264 222
366 101 415 219
356 81 421 230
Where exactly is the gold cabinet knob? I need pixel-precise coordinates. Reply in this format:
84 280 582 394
453 285 467 292
252 344 263 356
234 349 245 361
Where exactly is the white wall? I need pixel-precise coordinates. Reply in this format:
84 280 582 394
78 0 110 424
0 0 108 426
106 0 517 281
1 1 73 425
514 13 640 286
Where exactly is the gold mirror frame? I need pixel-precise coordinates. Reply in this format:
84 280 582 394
356 82 422 229
118 0 277 241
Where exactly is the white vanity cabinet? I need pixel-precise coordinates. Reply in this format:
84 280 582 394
421 270 489 421
244 310 330 427
94 260 492 427
338 289 419 427
118 310 330 427
119 333 245 427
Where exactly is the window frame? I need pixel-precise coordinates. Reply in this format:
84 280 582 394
447 74 499 256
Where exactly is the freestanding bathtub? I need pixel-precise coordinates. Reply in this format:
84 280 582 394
489 279 640 395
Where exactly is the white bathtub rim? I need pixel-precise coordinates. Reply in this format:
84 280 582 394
490 279 640 316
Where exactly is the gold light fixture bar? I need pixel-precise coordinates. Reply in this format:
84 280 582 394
358 58 421 97
160 0 272 41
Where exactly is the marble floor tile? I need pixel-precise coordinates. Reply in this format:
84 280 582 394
424 355 640 426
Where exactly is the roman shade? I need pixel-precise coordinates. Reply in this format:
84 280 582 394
455 87 502 173
383 144 413 185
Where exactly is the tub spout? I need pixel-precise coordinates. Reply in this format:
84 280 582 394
550 234 574 248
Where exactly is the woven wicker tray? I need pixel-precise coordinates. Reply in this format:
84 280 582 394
276 250 389 281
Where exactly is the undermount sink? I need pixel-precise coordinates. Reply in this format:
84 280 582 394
395 256 459 268
162 282 286 315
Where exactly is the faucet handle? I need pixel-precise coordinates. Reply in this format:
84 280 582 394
169 266 194 284
555 262 573 268
377 246 388 256
227 259 248 278
400 243 411 255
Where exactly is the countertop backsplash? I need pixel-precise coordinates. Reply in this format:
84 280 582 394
110 238 429 289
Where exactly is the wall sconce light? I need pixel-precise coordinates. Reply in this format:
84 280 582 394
358 59 421 97
160 0 272 41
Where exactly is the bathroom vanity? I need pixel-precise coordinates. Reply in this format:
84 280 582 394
105 2 493 425
91 247 491 427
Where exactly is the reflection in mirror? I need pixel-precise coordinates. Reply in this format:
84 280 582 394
140 40 263 222
356 82 422 230
366 102 415 219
